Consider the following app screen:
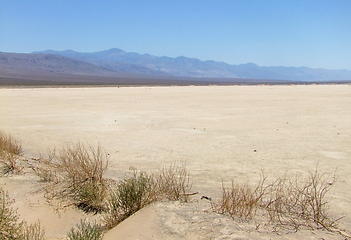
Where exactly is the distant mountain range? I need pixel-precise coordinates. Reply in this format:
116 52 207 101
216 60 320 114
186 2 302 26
1 49 351 85
30 48 351 81
0 52 118 76
1 51 199 85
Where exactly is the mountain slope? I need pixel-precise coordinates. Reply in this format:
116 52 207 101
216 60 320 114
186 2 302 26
0 52 122 76
32 49 165 75
4 52 290 86
33 48 351 81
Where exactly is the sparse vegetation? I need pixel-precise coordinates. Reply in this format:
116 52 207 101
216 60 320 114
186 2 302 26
155 162 192 202
212 175 267 220
67 219 104 240
104 163 192 229
40 142 109 213
0 131 23 175
34 158 57 183
1 130 347 238
261 169 340 232
212 168 349 237
0 131 23 156
21 221 46 240
0 187 22 239
105 169 156 229
0 188 45 240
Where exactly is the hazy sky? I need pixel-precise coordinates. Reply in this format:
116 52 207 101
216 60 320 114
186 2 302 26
1 0 350 70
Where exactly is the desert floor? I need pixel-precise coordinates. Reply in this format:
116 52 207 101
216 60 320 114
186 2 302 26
0 84 350 239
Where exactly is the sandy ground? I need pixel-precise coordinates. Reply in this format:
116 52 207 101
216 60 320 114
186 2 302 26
0 84 350 239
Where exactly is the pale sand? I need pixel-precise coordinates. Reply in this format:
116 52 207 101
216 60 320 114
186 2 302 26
0 85 350 239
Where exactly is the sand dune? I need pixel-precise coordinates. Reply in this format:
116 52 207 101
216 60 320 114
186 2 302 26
0 84 350 239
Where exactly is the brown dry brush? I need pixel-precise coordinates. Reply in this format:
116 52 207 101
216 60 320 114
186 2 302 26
0 131 23 156
212 173 268 220
21 221 46 240
262 170 349 237
37 142 109 213
0 131 23 175
34 157 58 183
212 169 350 237
155 162 192 202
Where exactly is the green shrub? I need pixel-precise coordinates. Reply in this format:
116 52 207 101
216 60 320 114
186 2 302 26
0 187 22 239
104 163 193 229
0 188 46 240
105 169 155 229
67 219 103 240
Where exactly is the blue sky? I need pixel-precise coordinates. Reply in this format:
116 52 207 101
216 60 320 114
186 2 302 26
1 0 350 70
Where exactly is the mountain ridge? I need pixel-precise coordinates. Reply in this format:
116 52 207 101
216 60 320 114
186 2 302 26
32 48 351 81
2 51 299 86
0 52 119 76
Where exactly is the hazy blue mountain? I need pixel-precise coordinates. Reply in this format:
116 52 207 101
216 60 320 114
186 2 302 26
33 48 351 81
0 52 119 76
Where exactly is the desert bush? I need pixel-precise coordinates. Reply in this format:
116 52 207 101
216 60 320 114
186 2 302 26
34 159 57 183
262 169 339 232
212 179 266 220
104 163 193 229
155 162 192 202
21 221 46 240
104 169 155 229
0 188 45 240
0 187 22 239
0 131 23 175
43 142 109 213
0 131 23 156
212 168 347 236
1 152 21 175
67 219 103 240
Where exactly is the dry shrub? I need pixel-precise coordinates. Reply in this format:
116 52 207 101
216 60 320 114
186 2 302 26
0 131 23 175
262 169 341 232
0 188 45 240
0 131 23 156
0 152 21 175
155 162 192 202
21 221 46 240
212 176 267 220
41 142 109 213
34 158 57 183
212 169 349 237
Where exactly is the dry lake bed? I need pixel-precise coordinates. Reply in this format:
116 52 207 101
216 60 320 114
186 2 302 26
1 84 350 239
